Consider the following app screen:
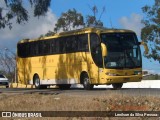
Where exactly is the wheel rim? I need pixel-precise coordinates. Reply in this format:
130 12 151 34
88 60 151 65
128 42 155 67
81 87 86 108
35 77 40 87
84 78 89 87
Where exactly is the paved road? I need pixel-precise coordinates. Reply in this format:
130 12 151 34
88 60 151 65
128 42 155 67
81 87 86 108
0 88 160 97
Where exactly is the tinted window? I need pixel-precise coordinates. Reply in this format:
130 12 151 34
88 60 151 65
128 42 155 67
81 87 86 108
50 40 56 54
66 36 77 52
55 39 59 53
29 42 35 56
59 38 66 53
43 40 50 54
90 33 103 68
78 34 89 52
34 42 39 55
17 34 89 58
17 44 24 57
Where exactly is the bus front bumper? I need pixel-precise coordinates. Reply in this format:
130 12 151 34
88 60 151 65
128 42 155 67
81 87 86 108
99 75 142 84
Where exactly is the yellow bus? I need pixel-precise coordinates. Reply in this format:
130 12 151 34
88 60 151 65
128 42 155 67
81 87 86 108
17 27 148 90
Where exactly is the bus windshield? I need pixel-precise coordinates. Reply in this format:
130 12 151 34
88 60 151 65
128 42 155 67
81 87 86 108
101 33 142 69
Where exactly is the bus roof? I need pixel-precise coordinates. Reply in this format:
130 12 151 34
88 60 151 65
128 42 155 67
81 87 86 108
18 27 135 43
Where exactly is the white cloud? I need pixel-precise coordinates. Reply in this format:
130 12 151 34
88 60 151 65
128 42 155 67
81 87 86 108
0 4 57 50
119 13 144 37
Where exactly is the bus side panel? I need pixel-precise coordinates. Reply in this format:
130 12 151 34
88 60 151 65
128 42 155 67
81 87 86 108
17 53 99 85
17 57 24 84
44 56 56 80
30 57 43 82
75 52 89 82
17 57 32 85
55 53 80 84
54 52 91 84
55 54 67 80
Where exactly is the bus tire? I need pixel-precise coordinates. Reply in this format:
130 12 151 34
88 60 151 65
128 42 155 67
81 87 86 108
58 84 71 90
34 75 42 89
83 74 93 90
112 83 123 89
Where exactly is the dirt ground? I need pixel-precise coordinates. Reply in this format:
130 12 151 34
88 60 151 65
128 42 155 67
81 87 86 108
0 92 160 120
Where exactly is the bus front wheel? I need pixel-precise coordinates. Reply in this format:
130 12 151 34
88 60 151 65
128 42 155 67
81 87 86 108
112 83 123 89
83 74 93 90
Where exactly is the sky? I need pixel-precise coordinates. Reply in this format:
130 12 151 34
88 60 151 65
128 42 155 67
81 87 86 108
0 0 159 74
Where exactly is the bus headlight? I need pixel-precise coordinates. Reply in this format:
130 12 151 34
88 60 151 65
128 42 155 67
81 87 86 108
134 71 142 75
106 72 117 76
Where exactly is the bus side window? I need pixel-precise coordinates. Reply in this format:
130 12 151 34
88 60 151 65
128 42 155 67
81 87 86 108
31 42 38 56
38 41 43 55
25 43 30 57
55 38 60 54
29 42 34 56
65 37 71 52
78 34 89 52
43 40 50 55
18 44 24 57
66 36 77 53
71 36 78 52
59 38 66 53
23 43 27 57
50 39 55 54
30 42 37 57
34 42 39 56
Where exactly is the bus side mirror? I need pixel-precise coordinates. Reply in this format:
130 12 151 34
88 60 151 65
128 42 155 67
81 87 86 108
138 42 149 55
101 43 107 57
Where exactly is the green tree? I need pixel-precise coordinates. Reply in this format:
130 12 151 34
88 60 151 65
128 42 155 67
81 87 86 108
0 0 51 29
54 8 84 32
54 6 105 33
86 5 105 27
44 30 55 37
39 30 55 38
141 0 160 62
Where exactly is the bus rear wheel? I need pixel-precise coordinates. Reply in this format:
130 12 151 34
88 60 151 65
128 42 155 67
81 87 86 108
83 74 93 90
112 83 123 89
58 84 71 90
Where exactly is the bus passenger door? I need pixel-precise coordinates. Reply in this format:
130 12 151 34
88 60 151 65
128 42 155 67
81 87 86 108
89 33 103 84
